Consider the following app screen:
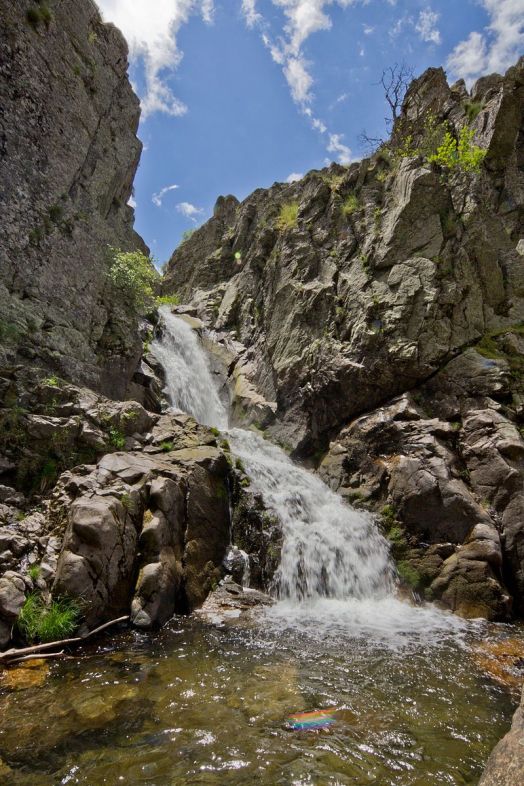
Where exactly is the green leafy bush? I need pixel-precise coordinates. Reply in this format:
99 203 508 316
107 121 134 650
108 427 126 449
26 3 52 30
181 228 197 243
465 100 483 123
428 127 486 173
276 202 299 230
107 248 159 314
396 560 422 589
17 594 81 643
159 440 174 452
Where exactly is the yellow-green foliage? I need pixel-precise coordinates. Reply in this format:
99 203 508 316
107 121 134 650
428 127 486 173
156 294 180 307
108 248 159 314
341 194 359 217
276 202 299 230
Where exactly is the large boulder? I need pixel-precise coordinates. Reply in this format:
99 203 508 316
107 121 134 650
479 687 524 786
52 416 233 630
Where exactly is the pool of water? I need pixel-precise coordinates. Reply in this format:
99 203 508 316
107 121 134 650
0 608 521 786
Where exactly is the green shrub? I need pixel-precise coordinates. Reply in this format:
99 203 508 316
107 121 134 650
159 440 174 452
341 194 359 217
181 228 197 244
465 100 483 123
0 320 21 344
42 375 59 387
156 294 180 307
396 560 421 589
107 248 159 314
276 202 299 230
26 3 52 30
17 594 81 643
428 127 486 173
108 427 126 449
28 564 42 582
120 493 136 513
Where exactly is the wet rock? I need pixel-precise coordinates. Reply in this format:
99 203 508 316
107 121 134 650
318 393 512 619
0 571 26 620
196 577 273 626
479 686 524 786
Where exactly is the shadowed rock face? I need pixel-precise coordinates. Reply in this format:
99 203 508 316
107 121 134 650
0 0 145 398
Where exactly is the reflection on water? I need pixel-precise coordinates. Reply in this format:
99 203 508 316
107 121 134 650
0 615 520 786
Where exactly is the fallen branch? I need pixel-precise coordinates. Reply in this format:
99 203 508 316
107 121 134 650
7 651 70 665
0 615 129 664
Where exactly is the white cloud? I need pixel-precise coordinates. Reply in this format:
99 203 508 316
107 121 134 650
447 31 486 80
242 0 262 27
128 195 137 209
152 184 179 207
327 133 352 165
311 116 327 133
286 172 304 182
96 0 214 117
284 55 314 103
447 0 524 83
415 8 441 45
363 24 374 35
176 201 204 221
240 2 358 166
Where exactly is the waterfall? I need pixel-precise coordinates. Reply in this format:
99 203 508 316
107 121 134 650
153 306 393 600
152 309 228 430
152 309 467 643
229 428 394 602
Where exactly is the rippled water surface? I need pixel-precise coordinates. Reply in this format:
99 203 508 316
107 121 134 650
0 614 520 786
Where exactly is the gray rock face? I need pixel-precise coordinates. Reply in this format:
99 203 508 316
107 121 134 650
0 0 145 397
162 59 524 455
479 687 524 786
52 414 232 629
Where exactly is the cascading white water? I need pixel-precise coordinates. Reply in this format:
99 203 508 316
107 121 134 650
152 308 228 430
153 310 468 644
229 428 394 601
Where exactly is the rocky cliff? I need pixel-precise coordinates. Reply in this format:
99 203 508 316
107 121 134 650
162 58 524 621
0 0 245 651
0 0 145 398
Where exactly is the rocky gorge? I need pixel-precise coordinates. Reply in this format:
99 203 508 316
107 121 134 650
0 1 524 784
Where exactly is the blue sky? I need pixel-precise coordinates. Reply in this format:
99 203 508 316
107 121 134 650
96 1 523 266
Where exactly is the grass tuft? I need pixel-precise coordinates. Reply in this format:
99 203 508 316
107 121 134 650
276 202 299 231
17 594 81 643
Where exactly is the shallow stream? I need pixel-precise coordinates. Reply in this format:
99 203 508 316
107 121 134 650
0 615 521 785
